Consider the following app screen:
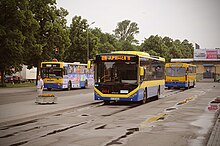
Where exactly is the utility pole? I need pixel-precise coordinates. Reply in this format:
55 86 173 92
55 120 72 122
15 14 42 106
87 21 95 62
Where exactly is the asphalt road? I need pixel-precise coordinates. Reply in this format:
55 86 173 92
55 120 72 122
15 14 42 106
0 87 94 105
0 82 219 146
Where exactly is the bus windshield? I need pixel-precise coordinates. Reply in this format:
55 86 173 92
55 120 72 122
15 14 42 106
166 67 186 77
97 61 137 84
41 68 63 78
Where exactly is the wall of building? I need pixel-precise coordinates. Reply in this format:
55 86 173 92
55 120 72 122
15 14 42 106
192 61 220 81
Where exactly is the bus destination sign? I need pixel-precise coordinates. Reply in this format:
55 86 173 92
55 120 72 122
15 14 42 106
42 64 60 68
101 55 131 61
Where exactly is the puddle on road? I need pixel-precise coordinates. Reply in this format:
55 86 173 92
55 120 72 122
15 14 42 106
105 127 139 146
81 114 89 117
0 124 58 139
10 140 28 146
0 119 38 130
41 122 87 137
54 113 62 116
165 107 177 112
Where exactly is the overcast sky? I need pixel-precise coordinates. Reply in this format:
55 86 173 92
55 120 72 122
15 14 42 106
56 0 220 48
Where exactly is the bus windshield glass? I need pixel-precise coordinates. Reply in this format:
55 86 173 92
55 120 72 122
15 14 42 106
166 67 186 77
97 61 137 84
41 68 63 78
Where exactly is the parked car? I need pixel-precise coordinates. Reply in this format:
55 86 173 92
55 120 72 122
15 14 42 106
13 76 21 83
5 75 13 83
217 77 220 82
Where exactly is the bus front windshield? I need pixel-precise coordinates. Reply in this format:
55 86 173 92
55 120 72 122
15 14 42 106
166 67 186 77
41 68 63 78
97 61 137 84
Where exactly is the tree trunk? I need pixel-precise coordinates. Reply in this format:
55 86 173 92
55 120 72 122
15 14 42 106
0 70 6 87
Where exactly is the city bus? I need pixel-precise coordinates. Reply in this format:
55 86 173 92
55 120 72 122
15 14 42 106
165 63 196 89
92 51 165 104
41 61 94 91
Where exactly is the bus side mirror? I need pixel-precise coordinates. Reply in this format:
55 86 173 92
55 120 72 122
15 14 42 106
87 60 91 69
139 67 144 76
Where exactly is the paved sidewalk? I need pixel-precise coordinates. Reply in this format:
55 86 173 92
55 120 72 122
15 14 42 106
0 92 99 125
207 111 220 146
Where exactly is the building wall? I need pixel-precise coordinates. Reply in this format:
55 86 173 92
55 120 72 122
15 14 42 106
192 61 220 81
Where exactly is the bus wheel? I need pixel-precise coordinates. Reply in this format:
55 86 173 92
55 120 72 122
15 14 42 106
185 82 190 89
47 88 52 91
192 81 195 88
68 81 71 91
142 89 147 104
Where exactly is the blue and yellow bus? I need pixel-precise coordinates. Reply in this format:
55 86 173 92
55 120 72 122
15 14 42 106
41 62 94 91
165 63 196 89
92 51 165 104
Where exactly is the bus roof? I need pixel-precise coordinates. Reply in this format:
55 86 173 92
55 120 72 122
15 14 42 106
165 62 196 67
111 51 165 62
41 62 87 66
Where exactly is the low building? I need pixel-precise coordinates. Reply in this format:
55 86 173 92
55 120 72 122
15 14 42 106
171 48 220 82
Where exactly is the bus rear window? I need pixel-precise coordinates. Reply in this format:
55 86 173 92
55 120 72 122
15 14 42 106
166 68 186 77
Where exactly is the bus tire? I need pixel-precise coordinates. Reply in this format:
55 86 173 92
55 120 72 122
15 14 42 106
142 89 147 104
47 88 52 91
68 81 71 91
185 82 190 89
192 81 195 88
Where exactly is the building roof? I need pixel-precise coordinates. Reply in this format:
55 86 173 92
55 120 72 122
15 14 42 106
171 58 194 62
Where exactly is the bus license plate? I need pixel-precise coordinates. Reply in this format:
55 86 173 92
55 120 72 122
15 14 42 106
111 98 119 100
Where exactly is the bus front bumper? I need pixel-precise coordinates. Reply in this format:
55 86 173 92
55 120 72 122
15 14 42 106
165 82 187 88
44 83 63 89
94 90 143 102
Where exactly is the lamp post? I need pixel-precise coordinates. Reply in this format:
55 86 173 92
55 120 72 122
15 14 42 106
87 21 95 62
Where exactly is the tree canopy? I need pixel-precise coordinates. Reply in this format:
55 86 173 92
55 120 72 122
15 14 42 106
140 35 193 62
114 20 139 44
0 0 194 86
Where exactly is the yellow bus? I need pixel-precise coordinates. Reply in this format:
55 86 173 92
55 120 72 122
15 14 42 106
165 63 196 89
41 61 94 91
93 51 165 104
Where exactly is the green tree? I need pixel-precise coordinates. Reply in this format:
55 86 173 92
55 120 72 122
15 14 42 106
0 0 39 86
114 20 139 44
27 0 70 77
141 35 166 56
64 16 88 63
140 35 193 62
90 28 117 54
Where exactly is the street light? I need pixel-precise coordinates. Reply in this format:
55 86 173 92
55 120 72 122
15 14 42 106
87 21 95 62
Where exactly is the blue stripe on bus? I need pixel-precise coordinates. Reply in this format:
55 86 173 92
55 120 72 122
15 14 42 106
94 86 161 102
94 91 139 101
165 82 187 88
44 83 63 89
